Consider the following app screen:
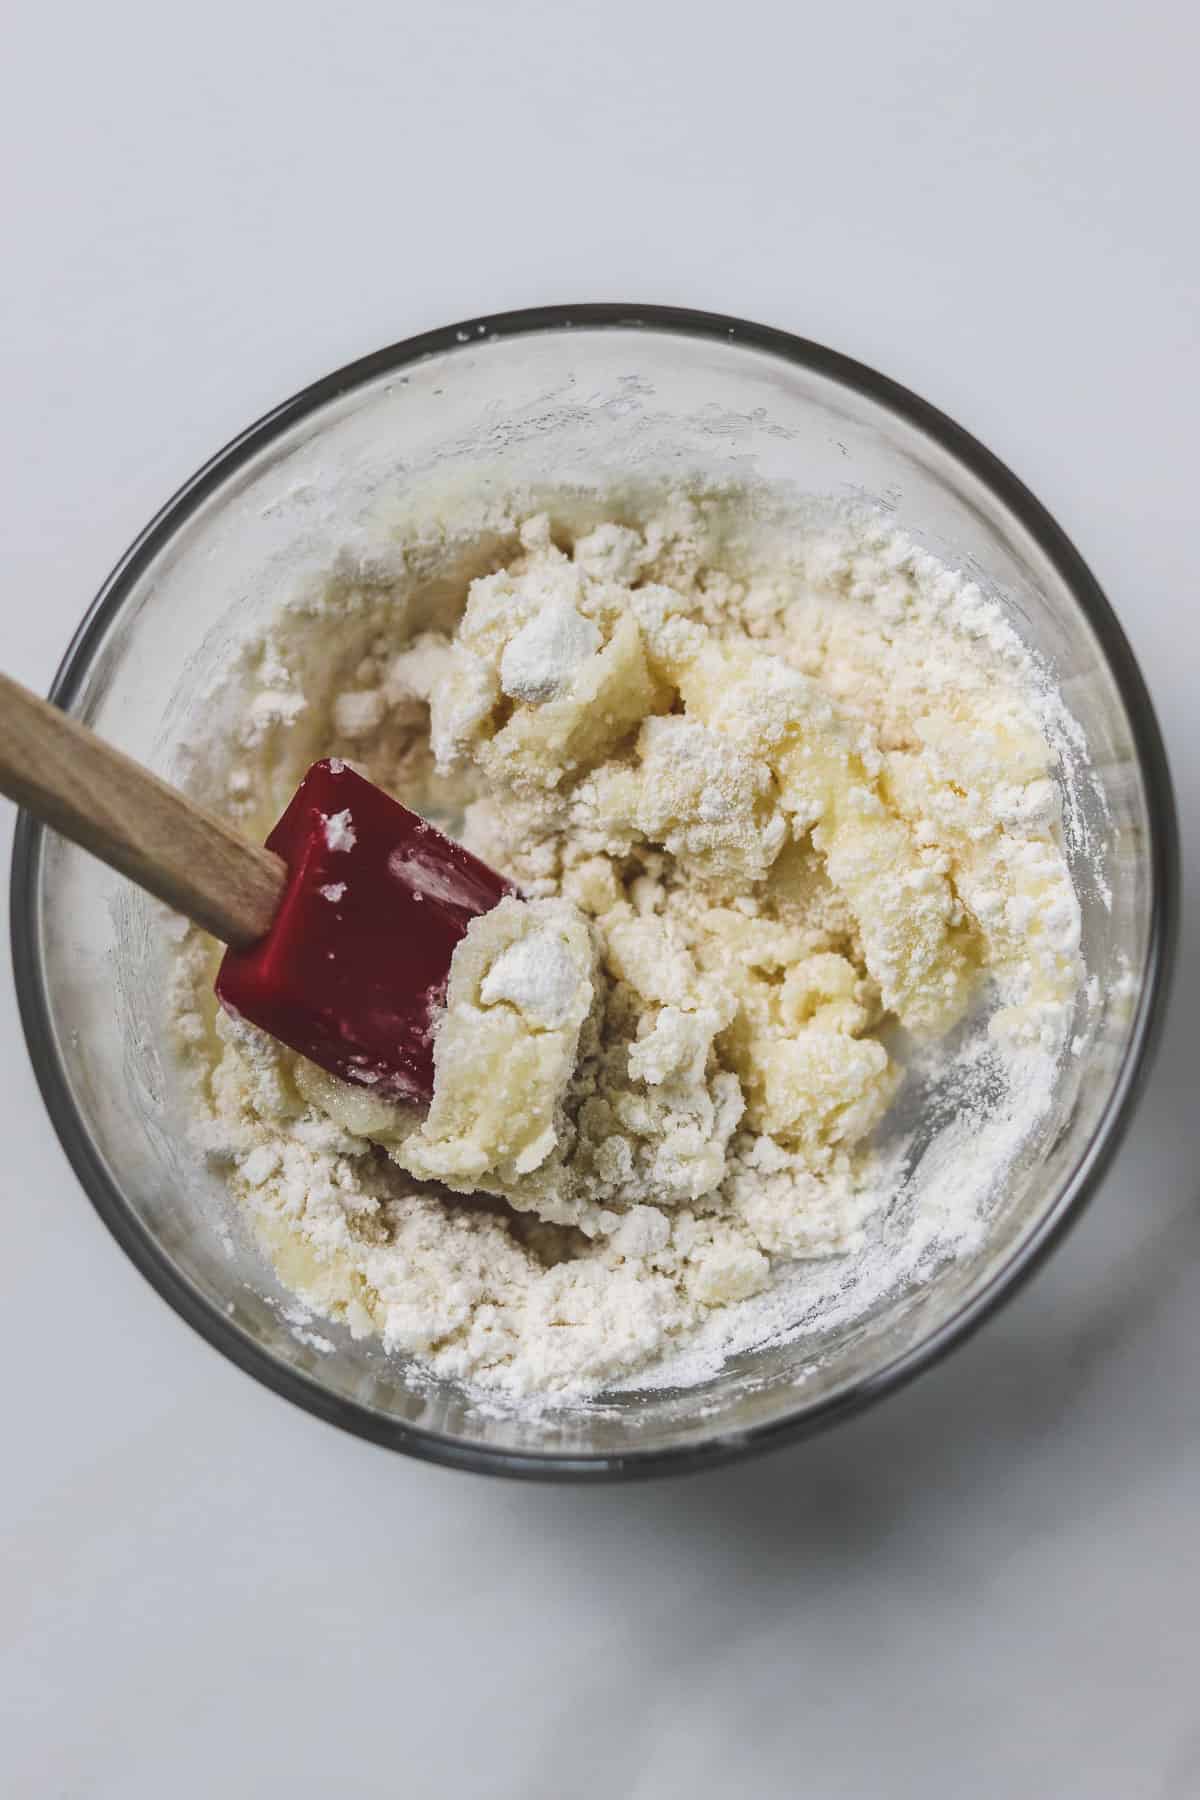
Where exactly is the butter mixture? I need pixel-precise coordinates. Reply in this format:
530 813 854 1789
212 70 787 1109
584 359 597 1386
173 495 1083 1401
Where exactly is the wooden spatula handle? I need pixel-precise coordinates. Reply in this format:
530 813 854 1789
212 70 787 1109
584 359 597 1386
0 672 286 947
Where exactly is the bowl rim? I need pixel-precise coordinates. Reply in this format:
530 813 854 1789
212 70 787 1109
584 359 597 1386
10 302 1179 1481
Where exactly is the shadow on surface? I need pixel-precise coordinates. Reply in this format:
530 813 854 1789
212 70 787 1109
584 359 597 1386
519 864 1199 1573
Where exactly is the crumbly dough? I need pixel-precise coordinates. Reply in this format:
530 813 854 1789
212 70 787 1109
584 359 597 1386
173 496 1083 1402
398 896 596 1194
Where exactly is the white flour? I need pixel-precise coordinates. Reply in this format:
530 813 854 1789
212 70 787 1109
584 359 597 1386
170 489 1088 1408
479 928 584 1028
321 809 356 852
500 598 602 703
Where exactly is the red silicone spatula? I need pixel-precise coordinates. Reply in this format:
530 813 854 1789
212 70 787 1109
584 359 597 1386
0 674 513 1103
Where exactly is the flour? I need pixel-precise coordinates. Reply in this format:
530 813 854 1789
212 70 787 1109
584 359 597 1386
500 600 602 704
479 928 585 1029
172 490 1086 1407
333 689 386 739
321 809 356 852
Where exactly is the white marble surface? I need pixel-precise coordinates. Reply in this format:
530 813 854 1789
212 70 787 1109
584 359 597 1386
3 3 1198 1793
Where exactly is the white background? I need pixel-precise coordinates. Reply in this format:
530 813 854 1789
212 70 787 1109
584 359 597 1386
3 3 1198 1794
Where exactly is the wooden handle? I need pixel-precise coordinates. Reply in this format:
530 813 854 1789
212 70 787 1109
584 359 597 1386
0 672 286 947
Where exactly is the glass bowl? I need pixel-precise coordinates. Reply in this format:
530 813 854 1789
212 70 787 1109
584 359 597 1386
11 305 1177 1480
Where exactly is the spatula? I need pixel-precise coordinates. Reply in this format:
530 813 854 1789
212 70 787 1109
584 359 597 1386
0 672 513 1103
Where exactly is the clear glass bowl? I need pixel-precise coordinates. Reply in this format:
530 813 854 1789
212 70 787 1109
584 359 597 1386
11 306 1177 1479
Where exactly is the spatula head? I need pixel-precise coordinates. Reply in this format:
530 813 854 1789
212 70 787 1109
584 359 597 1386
215 760 513 1104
